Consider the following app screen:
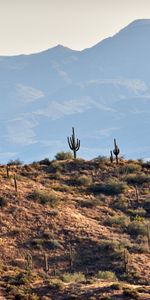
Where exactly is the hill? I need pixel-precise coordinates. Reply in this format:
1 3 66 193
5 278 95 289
1 19 150 162
0 156 150 299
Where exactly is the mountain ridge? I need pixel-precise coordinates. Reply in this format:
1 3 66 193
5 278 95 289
0 19 150 163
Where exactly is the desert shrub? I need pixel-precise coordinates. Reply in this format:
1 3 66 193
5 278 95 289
75 175 92 186
105 215 129 229
98 239 123 259
127 221 147 237
28 190 59 207
39 158 51 165
118 163 141 175
78 197 102 208
112 196 129 211
96 271 117 281
31 238 62 250
0 196 7 207
127 208 146 217
50 160 63 172
47 278 64 289
51 171 62 180
61 272 86 283
55 151 73 160
94 156 109 164
125 174 150 185
123 288 140 299
51 183 71 192
7 158 23 166
90 181 127 195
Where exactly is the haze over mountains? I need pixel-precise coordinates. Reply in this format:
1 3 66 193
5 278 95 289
1 19 150 163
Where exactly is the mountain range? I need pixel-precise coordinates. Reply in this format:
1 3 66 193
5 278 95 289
1 19 150 163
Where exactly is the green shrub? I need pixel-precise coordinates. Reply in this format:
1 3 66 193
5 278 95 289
127 208 146 217
61 272 86 283
39 158 51 165
78 198 102 208
75 175 92 186
96 271 117 281
47 278 64 289
112 196 129 211
90 181 127 195
105 215 129 229
118 163 141 175
7 158 23 166
125 174 150 185
28 190 60 207
31 238 62 250
55 151 73 160
123 288 140 299
50 160 63 172
127 221 147 237
94 156 109 164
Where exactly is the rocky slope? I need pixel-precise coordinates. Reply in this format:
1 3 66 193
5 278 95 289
0 155 150 299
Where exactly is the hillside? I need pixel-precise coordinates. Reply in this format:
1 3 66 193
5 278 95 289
0 155 150 299
1 19 150 162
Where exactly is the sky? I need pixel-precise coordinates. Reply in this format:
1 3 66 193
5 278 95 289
0 0 150 55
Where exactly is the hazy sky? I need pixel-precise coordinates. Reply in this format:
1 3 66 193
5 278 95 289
1 0 150 55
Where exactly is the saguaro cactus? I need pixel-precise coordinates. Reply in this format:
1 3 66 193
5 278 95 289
147 223 150 250
110 150 113 163
13 174 17 193
123 249 129 273
68 243 74 271
25 254 32 275
67 127 80 159
113 139 120 164
43 253 49 274
6 165 9 178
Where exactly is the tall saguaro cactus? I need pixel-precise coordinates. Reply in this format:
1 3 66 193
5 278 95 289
43 253 49 274
110 150 113 164
122 249 129 273
67 127 80 159
113 139 120 164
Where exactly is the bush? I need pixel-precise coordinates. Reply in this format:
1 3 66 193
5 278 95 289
118 163 141 175
0 196 7 207
75 175 92 186
47 278 64 290
105 215 129 229
127 221 147 237
96 271 117 281
78 197 102 208
94 156 109 164
31 238 62 250
90 181 127 195
28 190 60 207
55 151 73 160
7 158 23 166
127 208 146 217
123 288 140 299
61 272 86 283
125 174 150 185
39 158 51 165
112 196 129 211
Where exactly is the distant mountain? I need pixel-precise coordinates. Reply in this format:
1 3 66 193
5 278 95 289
1 19 150 163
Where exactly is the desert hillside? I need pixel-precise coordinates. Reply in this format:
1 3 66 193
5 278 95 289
0 154 150 299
